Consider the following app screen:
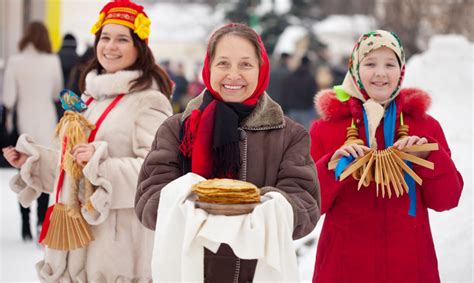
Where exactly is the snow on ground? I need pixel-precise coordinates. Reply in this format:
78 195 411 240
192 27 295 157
403 34 473 283
1 169 43 282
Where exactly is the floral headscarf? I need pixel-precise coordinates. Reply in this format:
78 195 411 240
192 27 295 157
341 30 405 148
342 30 405 103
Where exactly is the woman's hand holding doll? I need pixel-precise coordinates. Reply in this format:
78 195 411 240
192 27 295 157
71 143 95 166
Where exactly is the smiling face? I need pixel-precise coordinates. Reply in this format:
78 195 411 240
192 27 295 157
359 47 401 103
97 24 138 74
210 35 259 103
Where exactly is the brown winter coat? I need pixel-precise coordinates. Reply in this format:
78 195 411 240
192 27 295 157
135 92 321 282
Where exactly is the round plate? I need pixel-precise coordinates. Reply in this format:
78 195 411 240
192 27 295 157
188 194 269 216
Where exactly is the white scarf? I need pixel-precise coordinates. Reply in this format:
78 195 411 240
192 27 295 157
152 173 299 282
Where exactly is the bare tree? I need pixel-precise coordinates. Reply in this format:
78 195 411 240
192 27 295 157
427 0 473 36
319 0 376 16
376 0 474 57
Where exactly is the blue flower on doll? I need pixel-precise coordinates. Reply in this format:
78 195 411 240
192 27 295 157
59 89 87 113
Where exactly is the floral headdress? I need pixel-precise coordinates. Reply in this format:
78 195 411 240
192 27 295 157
91 0 151 41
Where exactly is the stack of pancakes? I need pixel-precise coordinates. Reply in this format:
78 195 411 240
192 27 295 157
192 178 261 204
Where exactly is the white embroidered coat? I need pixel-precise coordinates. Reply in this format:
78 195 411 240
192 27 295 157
10 70 172 282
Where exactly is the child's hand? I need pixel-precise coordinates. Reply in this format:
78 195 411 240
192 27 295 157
393 136 429 158
71 143 95 166
2 146 29 168
330 144 370 162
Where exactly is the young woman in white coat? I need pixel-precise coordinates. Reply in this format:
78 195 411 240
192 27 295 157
2 1 173 281
2 21 63 241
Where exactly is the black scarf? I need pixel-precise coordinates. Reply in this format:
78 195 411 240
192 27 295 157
180 90 255 178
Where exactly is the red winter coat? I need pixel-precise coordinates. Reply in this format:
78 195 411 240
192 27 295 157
310 88 463 283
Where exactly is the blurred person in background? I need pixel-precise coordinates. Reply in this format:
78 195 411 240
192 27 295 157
282 55 318 129
310 30 463 283
267 52 291 110
160 59 176 81
187 64 205 97
0 67 19 168
314 47 334 90
2 0 173 281
135 23 320 282
67 46 94 95
170 61 189 113
2 21 63 242
329 55 348 86
57 33 79 118
314 47 346 90
178 65 206 112
58 33 79 90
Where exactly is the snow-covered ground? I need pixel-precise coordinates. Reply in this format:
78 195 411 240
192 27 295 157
0 169 44 282
403 34 473 283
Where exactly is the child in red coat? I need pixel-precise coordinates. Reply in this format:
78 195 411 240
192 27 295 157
310 30 463 283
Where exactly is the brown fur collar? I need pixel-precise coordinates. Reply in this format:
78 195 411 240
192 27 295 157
182 91 285 130
314 88 432 121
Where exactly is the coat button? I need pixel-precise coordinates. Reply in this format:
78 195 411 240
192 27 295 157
356 119 361 124
239 130 247 141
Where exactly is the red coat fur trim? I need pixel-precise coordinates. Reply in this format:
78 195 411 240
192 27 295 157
314 88 431 121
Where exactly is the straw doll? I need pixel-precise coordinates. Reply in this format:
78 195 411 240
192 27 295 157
38 89 96 251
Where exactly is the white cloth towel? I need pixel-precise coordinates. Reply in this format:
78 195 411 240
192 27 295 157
152 173 299 282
